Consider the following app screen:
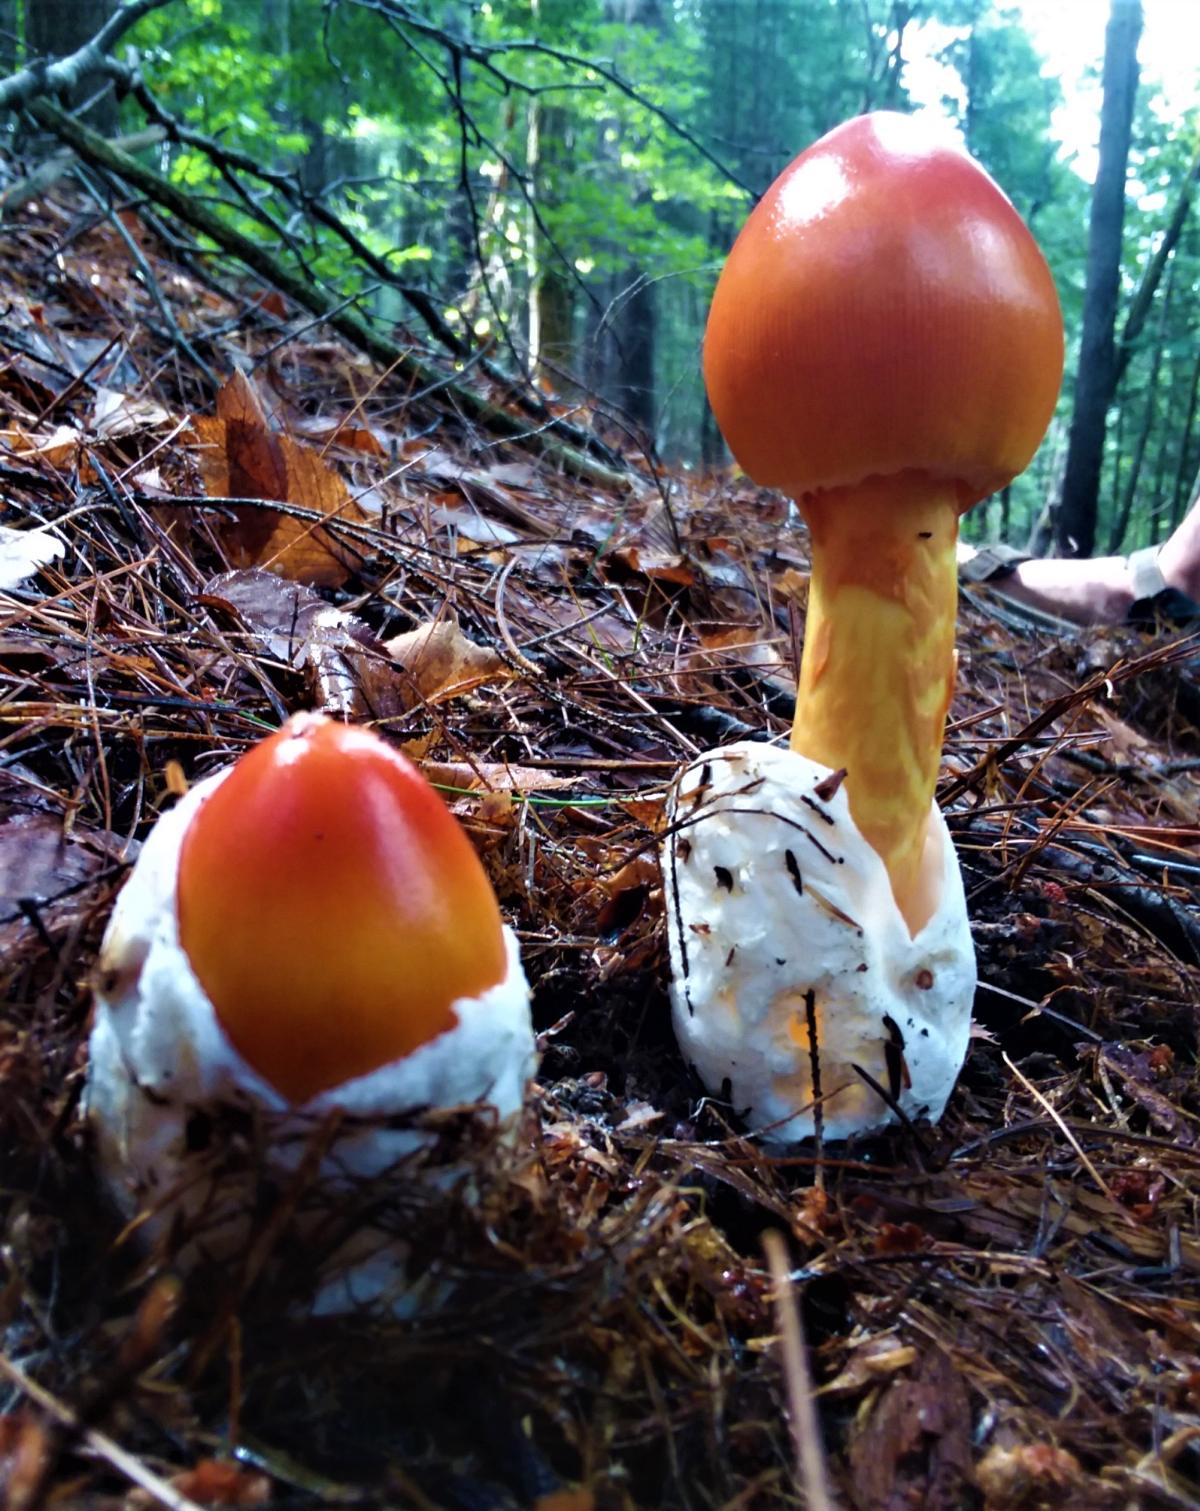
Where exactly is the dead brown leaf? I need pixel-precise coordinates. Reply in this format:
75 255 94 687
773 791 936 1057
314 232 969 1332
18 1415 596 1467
421 760 574 796
129 1457 271 1508
200 569 409 723
609 544 695 588
385 617 510 704
846 1348 974 1510
89 385 172 438
190 371 368 587
773 566 810 603
0 424 80 468
675 625 795 701
0 809 130 958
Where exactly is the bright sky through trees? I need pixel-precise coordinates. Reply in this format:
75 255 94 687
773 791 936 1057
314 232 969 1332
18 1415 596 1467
909 0 1198 183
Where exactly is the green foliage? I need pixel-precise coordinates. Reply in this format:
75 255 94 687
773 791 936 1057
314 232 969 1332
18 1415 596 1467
115 0 1199 553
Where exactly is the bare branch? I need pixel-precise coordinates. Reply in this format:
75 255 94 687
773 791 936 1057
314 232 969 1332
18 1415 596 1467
0 0 172 112
344 0 756 199
27 97 636 493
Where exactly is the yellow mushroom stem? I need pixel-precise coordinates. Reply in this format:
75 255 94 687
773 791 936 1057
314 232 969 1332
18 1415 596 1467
791 472 963 935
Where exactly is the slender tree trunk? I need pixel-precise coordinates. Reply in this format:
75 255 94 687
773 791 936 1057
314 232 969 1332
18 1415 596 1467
1055 0 1143 557
613 266 657 435
26 0 117 132
1171 348 1200 528
1115 146 1200 385
1109 401 1126 540
599 0 662 439
0 0 16 75
527 101 574 388
1108 309 1167 554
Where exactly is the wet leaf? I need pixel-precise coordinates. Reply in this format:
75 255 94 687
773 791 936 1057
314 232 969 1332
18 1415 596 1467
0 811 129 956
421 760 575 796
201 568 409 722
0 423 80 467
130 1458 271 1507
609 544 695 587
89 385 172 438
384 617 510 704
847 1348 973 1510
190 371 368 587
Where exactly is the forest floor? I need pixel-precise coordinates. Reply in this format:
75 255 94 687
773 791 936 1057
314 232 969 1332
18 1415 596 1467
1 185 1200 1511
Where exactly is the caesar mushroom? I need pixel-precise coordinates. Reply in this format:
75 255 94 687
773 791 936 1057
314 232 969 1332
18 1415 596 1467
87 714 536 1311
665 112 1063 1141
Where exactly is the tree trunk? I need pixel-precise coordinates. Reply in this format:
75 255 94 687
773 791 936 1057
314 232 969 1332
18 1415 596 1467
25 0 117 133
0 0 16 75
1107 269 1169 553
1055 0 1143 557
1115 146 1200 386
527 101 574 388
612 266 657 436
594 0 662 440
1171 347 1200 528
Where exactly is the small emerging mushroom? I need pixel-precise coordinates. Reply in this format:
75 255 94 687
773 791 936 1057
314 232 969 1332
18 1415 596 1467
665 112 1063 1140
88 713 536 1310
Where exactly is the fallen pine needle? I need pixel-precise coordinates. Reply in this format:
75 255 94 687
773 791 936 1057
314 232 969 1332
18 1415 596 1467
0 1352 207 1511
762 1229 837 1511
1002 1050 1118 1206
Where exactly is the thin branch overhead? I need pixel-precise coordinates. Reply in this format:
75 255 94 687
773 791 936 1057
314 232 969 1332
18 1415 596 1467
0 0 169 112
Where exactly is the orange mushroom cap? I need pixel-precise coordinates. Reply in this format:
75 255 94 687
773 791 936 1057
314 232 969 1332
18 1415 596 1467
176 714 508 1104
703 111 1064 506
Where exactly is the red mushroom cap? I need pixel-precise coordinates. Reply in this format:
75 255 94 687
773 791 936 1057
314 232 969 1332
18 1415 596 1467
703 112 1064 507
176 715 508 1104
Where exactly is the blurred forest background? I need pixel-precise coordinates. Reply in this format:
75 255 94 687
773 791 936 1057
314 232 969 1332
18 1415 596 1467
7 0 1198 558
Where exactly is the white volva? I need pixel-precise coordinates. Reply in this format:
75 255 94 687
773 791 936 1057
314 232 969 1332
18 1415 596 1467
87 770 537 1313
662 742 974 1141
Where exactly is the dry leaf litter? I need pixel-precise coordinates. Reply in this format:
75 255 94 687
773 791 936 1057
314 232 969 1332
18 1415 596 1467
0 186 1198 1511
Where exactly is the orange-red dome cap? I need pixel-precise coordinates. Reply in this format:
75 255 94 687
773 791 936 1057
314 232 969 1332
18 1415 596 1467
176 715 508 1104
703 112 1064 509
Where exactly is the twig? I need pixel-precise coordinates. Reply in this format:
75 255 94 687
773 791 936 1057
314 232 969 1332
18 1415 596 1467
762 1230 837 1511
1002 1051 1118 1204
25 99 635 494
0 1353 206 1511
0 0 169 112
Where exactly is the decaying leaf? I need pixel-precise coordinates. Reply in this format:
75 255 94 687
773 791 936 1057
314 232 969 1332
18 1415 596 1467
0 423 80 468
609 544 695 588
0 1412 50 1507
773 566 810 603
0 810 130 958
128 1458 271 1508
674 625 795 701
421 760 575 797
819 1333 919 1398
846 1348 973 1510
190 370 368 587
975 1440 1083 1510
385 617 511 704
200 568 407 721
89 385 172 438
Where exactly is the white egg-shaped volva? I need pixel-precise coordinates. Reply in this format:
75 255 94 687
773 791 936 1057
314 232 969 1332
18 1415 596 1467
87 715 537 1314
662 741 974 1142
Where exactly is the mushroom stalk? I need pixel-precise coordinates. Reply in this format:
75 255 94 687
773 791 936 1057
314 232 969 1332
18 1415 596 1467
791 473 961 933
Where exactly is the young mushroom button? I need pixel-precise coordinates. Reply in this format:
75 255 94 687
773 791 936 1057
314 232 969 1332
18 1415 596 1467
176 716 511 1102
86 714 536 1311
665 113 1063 1142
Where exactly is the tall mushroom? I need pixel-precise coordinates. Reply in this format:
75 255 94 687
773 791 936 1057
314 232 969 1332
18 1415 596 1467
665 112 1063 1140
88 714 536 1309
